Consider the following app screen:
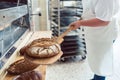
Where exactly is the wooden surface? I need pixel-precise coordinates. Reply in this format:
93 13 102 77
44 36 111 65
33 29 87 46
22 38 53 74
57 27 72 44
3 31 62 80
4 65 47 80
24 51 63 65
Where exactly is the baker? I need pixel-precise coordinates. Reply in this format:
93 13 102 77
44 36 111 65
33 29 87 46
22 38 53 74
69 0 120 80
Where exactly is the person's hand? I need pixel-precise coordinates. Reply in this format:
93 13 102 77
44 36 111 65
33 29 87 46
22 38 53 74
69 20 81 30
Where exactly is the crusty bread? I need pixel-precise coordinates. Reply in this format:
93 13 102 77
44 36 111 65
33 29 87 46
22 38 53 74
21 38 61 58
7 59 39 75
19 46 28 55
13 70 42 80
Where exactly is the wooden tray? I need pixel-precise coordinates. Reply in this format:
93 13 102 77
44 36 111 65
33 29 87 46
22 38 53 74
24 51 63 65
4 65 47 80
4 51 63 80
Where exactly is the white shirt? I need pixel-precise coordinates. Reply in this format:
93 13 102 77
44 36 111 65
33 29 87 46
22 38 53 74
81 0 120 76
82 0 120 21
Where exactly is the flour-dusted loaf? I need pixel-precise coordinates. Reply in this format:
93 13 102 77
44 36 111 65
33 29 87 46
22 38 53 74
25 38 61 58
13 70 42 80
7 59 39 75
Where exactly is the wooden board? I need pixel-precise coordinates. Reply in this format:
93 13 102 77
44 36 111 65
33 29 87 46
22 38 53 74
24 51 63 65
3 31 62 80
4 51 62 80
4 65 47 80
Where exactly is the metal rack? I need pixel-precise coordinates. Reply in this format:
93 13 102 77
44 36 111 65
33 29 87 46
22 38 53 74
48 0 60 36
49 0 86 62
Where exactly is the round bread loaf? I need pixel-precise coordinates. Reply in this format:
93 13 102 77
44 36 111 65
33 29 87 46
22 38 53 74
25 38 61 58
13 70 42 80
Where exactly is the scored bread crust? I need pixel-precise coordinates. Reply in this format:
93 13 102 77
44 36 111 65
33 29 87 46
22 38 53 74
21 38 61 58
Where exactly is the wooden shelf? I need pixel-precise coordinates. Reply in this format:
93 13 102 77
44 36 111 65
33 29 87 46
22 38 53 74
5 64 47 80
1 31 59 80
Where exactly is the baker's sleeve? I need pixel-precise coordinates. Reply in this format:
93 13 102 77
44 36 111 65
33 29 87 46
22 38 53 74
95 0 114 21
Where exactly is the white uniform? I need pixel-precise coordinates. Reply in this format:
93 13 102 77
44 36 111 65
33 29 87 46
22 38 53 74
82 0 120 76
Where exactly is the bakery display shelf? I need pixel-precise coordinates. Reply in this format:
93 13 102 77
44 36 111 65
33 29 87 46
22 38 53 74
5 65 47 80
1 31 60 80
4 51 63 80
3 55 47 80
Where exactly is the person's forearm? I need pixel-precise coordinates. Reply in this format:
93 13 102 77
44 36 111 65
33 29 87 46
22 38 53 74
80 18 110 27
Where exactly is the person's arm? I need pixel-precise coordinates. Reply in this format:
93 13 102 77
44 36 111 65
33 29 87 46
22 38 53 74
80 18 110 27
69 18 110 30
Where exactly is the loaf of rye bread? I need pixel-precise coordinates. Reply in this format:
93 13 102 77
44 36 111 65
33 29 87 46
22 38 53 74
7 59 39 75
20 38 61 58
13 70 42 80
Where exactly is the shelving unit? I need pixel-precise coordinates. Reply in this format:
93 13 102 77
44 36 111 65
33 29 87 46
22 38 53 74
49 0 86 61
48 0 60 36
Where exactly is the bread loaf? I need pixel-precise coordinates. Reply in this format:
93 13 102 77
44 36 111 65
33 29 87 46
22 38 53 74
24 38 61 58
7 59 39 75
19 46 28 55
13 70 42 80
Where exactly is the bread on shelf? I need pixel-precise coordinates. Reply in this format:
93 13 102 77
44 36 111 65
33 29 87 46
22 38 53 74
13 70 42 80
20 38 61 58
7 59 39 75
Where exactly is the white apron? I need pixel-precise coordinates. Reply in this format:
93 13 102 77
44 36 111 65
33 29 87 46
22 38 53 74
82 0 119 76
